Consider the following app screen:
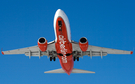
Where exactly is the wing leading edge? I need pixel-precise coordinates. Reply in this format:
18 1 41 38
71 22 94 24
1 41 56 58
2 41 133 57
72 42 133 57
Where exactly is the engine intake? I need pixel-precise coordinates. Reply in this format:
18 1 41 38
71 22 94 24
80 37 87 43
38 37 47 52
79 37 88 52
39 37 46 43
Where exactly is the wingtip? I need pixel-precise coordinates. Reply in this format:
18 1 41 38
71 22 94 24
130 51 133 54
1 51 4 55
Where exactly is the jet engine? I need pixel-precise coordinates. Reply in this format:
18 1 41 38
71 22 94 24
38 37 47 52
79 37 88 52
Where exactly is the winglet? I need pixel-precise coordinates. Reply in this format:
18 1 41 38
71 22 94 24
130 51 133 54
1 48 4 55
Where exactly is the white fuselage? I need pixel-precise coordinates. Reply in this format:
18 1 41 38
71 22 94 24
54 9 71 42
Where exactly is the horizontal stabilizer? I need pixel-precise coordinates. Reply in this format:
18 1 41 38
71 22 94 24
44 68 95 73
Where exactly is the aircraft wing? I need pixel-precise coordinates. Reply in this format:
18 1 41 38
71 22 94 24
72 41 133 58
2 41 56 58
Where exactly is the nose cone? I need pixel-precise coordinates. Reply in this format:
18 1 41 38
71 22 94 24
56 9 63 13
55 9 65 16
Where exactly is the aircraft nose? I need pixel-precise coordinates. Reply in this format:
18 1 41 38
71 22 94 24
57 9 62 11
56 9 64 14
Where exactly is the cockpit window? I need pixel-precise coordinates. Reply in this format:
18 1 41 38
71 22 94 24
58 21 62 27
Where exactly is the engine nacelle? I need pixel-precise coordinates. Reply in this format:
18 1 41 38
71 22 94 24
79 37 88 52
38 37 47 52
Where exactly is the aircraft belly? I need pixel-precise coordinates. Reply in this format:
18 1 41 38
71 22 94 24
55 15 73 75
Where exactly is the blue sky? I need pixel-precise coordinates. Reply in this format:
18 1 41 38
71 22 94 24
0 0 135 84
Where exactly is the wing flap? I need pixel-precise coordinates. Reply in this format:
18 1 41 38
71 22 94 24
72 42 132 55
2 46 39 55
2 41 56 57
88 45 132 54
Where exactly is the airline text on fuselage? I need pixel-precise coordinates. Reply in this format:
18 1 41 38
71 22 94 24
59 35 67 63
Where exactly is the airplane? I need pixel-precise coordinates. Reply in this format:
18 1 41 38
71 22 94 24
1 9 133 75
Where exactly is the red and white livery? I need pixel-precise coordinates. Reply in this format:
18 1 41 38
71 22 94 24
2 9 133 75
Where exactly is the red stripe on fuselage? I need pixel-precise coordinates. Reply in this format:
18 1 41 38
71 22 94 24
55 17 73 75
